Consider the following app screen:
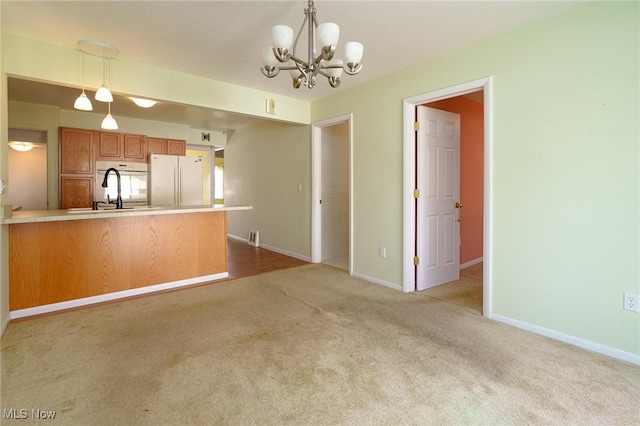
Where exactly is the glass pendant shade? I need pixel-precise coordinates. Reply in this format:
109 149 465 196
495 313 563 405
74 50 93 111
95 85 113 103
344 42 364 64
272 25 294 50
262 46 277 67
317 23 339 47
74 90 93 111
324 60 343 78
101 103 118 130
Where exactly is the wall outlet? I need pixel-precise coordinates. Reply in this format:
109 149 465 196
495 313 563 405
623 292 639 312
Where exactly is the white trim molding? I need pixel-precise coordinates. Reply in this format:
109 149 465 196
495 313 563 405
352 272 403 292
9 273 228 320
460 257 483 269
491 313 640 366
402 77 493 322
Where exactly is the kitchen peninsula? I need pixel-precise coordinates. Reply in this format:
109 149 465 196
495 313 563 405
3 205 251 318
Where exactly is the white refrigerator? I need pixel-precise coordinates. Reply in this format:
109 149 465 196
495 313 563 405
149 154 203 206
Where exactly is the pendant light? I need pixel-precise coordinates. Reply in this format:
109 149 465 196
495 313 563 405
95 49 113 102
73 50 93 111
101 102 118 130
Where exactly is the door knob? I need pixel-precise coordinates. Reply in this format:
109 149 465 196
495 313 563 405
455 202 463 208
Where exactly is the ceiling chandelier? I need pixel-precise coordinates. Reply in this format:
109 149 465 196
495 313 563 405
261 0 364 89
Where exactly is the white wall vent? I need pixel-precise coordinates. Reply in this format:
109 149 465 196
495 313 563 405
248 230 260 247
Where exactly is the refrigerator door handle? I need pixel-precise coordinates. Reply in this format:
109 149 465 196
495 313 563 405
174 166 178 205
179 167 183 205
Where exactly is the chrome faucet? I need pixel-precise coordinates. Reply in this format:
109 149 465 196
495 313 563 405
101 167 123 209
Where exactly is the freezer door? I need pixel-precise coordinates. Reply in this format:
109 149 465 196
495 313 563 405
178 156 204 205
149 154 178 206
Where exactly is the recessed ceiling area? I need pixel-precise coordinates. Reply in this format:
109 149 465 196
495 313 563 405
8 78 264 131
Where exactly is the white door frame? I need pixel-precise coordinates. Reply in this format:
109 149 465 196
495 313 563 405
402 77 493 318
311 114 353 275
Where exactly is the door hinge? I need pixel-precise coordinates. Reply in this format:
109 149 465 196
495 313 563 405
413 256 420 266
413 189 420 198
414 122 420 131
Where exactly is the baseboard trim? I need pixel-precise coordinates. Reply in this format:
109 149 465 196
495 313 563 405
1 312 10 336
352 272 403 292
460 257 483 269
490 313 640 366
9 272 228 320
228 234 311 262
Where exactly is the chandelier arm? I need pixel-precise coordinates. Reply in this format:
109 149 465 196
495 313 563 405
343 63 363 75
261 67 280 78
291 13 309 60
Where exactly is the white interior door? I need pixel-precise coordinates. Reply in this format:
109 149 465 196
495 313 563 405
416 106 461 290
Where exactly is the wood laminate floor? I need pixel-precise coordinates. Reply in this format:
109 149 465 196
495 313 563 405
226 238 309 280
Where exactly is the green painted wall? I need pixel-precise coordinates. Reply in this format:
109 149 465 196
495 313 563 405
312 1 639 356
224 120 311 258
1 1 637 359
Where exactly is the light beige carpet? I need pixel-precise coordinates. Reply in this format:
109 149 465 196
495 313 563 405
2 264 639 425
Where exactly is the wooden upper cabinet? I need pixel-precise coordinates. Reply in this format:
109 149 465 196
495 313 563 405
167 139 186 156
147 138 186 156
96 131 123 160
96 131 147 162
124 134 147 160
59 127 94 174
147 137 167 155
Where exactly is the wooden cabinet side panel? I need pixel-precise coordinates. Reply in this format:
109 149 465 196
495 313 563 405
9 212 227 310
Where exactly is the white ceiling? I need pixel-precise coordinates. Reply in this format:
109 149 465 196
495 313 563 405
3 0 588 131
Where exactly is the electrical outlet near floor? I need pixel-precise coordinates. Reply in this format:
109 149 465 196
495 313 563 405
623 292 639 312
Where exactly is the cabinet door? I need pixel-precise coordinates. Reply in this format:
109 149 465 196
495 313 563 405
167 139 186 156
60 176 94 208
147 137 167 155
59 127 94 174
97 132 123 160
124 134 147 161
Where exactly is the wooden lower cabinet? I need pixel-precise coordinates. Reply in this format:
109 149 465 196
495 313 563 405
60 176 94 209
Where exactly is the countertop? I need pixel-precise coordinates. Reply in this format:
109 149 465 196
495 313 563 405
1 205 253 224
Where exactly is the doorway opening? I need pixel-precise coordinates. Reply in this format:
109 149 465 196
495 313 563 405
7 129 48 211
311 114 353 274
403 77 492 318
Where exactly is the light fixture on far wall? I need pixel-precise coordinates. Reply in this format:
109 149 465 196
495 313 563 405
101 102 118 130
261 0 363 89
73 49 93 111
130 97 157 108
8 141 35 152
